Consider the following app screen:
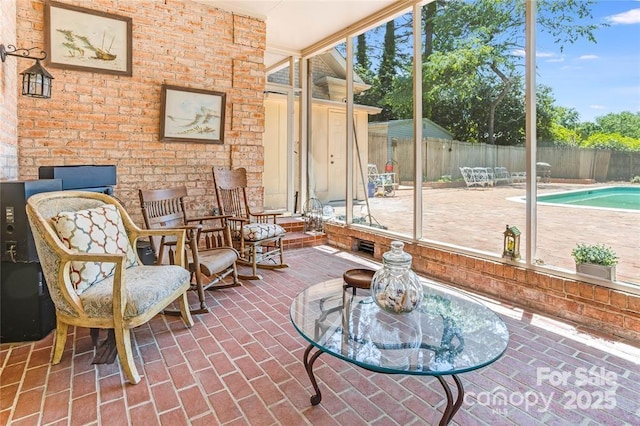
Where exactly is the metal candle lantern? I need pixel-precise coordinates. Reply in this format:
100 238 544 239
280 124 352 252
503 225 521 260
1 44 53 98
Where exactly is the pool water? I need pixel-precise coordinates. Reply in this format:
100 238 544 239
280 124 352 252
536 186 640 211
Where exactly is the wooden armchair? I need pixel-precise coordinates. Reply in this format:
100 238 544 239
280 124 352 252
212 167 288 280
26 191 193 384
138 186 240 314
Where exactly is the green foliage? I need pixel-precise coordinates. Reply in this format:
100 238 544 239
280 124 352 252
354 0 617 148
383 0 600 145
571 243 618 266
375 20 398 122
553 106 581 129
581 132 640 152
356 33 371 71
630 176 640 184
550 123 580 146
595 111 640 139
576 112 640 146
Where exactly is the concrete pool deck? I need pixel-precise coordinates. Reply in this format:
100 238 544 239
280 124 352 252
329 182 639 285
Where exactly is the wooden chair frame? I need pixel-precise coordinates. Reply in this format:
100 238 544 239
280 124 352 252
139 187 240 314
212 167 288 280
26 191 194 384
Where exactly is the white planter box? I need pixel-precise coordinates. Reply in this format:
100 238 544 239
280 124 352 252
576 263 616 281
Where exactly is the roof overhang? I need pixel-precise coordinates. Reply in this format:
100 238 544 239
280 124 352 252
207 0 427 68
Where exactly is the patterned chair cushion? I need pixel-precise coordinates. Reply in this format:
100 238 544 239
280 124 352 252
79 265 189 319
242 223 286 241
51 204 138 295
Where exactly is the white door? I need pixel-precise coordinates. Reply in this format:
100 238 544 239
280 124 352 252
263 94 287 210
263 89 299 212
327 110 347 201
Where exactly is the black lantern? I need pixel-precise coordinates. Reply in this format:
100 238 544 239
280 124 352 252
503 225 521 261
20 59 53 98
1 44 54 99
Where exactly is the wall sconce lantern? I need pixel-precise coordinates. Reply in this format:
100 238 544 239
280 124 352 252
503 225 521 261
1 44 54 98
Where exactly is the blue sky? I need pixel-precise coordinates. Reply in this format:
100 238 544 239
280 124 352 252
534 0 640 123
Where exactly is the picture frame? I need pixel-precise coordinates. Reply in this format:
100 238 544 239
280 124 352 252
45 1 132 76
160 85 226 144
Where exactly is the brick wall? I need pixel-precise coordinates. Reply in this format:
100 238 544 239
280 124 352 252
326 223 640 343
14 0 266 225
1 0 18 180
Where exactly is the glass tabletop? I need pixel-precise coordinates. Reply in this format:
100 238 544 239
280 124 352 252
290 278 509 376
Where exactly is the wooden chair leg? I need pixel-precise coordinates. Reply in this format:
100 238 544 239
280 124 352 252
178 292 194 327
114 327 141 384
278 237 285 266
187 232 208 311
51 319 68 364
237 244 262 280
252 246 259 278
231 263 240 286
200 264 242 290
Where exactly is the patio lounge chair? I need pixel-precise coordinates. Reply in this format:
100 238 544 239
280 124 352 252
511 171 526 183
494 167 511 184
460 167 492 188
367 164 396 197
477 167 495 185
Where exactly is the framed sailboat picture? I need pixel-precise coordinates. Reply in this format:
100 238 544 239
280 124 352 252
160 85 226 144
45 1 132 76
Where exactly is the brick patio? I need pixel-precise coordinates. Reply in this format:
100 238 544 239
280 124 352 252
1 246 639 425
331 182 639 284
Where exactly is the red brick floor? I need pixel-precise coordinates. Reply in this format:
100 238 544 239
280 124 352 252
1 246 639 425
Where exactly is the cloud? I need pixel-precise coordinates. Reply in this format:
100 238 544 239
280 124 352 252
512 49 554 58
560 65 583 71
578 55 599 60
513 49 564 62
606 8 640 24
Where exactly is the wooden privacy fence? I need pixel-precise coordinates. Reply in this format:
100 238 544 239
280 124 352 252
368 135 640 183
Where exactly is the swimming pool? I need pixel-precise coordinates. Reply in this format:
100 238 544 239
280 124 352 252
533 186 640 211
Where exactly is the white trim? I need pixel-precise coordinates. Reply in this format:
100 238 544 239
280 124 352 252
345 36 355 224
301 0 428 60
525 1 537 266
413 3 423 239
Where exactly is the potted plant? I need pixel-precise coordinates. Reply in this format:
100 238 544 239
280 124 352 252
571 243 618 281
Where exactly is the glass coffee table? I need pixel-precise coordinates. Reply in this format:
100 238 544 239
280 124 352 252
290 278 509 426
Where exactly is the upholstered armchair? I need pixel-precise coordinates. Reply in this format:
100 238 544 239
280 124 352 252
26 191 194 384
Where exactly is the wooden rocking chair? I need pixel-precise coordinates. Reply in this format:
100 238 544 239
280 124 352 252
139 186 240 314
212 167 288 280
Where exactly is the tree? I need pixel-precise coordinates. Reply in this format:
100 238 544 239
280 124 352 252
353 21 399 121
553 106 581 130
354 33 379 110
376 20 398 121
356 33 370 71
582 132 640 152
595 112 640 139
387 0 601 144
